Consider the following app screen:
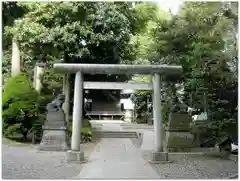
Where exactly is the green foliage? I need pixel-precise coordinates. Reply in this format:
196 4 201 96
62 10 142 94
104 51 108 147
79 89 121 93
80 127 92 143
5 2 134 65
190 120 235 146
35 69 63 123
131 2 158 34
3 2 162 70
161 102 171 124
2 2 26 27
129 3 172 64
126 2 238 142
3 2 159 101
5 123 22 136
133 91 152 124
2 73 40 140
40 69 63 103
2 2 166 110
2 50 11 84
147 1 238 141
32 114 44 142
2 2 27 49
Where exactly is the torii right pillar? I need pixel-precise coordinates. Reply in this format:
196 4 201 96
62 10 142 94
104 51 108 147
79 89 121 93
149 73 171 163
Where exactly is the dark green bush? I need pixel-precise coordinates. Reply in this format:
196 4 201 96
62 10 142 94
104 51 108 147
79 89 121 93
134 91 150 124
190 120 237 146
2 73 40 140
68 119 92 143
161 102 171 125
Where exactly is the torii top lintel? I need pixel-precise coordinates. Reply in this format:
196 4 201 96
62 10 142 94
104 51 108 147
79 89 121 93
37 63 182 75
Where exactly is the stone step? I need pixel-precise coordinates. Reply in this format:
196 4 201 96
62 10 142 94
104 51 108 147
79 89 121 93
90 120 124 124
93 131 138 138
121 124 154 130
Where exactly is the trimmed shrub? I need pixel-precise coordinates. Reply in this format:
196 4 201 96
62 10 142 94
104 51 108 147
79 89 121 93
2 73 40 140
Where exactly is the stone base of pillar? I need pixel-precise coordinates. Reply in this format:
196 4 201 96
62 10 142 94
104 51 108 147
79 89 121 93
148 151 173 164
66 150 87 163
39 129 70 151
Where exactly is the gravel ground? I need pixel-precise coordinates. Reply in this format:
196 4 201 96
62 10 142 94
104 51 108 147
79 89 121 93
132 138 238 179
2 141 98 179
150 153 238 179
2 137 238 179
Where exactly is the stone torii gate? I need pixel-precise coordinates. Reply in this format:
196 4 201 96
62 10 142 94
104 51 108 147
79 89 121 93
38 63 182 163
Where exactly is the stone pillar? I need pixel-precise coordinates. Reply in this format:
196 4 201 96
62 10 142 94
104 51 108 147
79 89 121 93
152 86 155 121
66 71 85 163
62 74 66 93
153 73 163 152
34 66 44 93
63 74 70 124
149 73 170 163
11 39 21 77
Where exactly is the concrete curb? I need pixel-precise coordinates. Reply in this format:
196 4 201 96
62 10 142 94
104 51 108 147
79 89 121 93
168 152 205 155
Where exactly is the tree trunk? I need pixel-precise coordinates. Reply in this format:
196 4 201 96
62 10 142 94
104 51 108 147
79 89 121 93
21 131 28 142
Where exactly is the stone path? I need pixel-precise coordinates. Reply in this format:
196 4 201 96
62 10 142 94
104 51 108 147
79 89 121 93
76 138 159 179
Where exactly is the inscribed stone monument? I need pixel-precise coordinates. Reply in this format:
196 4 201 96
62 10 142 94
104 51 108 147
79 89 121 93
164 112 195 152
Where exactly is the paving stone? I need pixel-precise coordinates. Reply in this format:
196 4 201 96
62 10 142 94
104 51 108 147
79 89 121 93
140 130 155 151
77 138 159 179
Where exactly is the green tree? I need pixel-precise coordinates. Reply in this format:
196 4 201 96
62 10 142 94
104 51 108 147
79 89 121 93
2 73 40 140
2 2 161 127
4 2 160 101
148 2 238 140
2 2 27 81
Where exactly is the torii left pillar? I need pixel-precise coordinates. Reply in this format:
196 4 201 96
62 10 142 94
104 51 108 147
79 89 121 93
66 71 86 163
